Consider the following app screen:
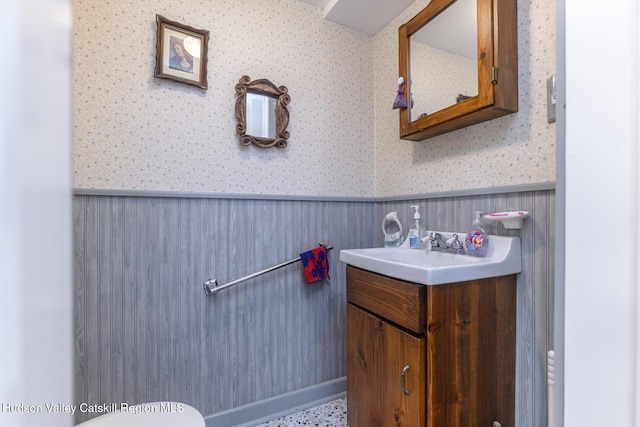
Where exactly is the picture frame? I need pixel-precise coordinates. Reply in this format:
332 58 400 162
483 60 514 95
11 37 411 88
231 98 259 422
154 15 209 89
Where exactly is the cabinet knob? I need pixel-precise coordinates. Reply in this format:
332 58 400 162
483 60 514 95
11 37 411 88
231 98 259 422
401 365 411 395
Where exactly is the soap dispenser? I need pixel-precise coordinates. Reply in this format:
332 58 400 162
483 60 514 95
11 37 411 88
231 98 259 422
408 205 426 249
465 211 489 257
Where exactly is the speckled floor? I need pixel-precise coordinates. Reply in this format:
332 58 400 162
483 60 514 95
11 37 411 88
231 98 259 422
253 397 348 427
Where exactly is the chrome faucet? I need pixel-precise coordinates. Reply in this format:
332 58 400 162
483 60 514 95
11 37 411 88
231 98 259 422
429 232 465 255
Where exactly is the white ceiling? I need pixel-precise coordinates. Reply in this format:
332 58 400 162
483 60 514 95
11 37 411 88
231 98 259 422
298 0 416 36
299 0 476 59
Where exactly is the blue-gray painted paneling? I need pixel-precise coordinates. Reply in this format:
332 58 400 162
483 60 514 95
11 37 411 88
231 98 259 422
74 190 553 427
73 196 375 423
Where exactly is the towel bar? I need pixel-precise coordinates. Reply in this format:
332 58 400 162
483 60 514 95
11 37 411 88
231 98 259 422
203 243 332 296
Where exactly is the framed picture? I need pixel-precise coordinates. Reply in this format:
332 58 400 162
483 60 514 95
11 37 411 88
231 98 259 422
154 15 209 89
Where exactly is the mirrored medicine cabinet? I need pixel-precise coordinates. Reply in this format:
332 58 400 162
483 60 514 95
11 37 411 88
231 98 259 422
235 75 291 148
398 0 518 140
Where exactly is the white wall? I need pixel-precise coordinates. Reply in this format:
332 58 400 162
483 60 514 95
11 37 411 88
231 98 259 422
0 0 73 426
563 0 640 425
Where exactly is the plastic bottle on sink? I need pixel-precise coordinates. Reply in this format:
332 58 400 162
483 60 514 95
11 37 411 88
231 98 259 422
464 211 489 257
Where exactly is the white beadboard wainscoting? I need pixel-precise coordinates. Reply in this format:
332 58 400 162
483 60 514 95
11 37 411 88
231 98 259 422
73 187 554 427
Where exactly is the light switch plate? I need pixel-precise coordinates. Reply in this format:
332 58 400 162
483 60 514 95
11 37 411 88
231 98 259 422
547 74 556 123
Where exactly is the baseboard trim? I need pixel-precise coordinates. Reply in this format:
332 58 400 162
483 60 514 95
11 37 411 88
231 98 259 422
204 377 347 427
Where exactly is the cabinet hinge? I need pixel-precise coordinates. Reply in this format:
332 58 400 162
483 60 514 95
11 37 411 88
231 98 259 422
491 67 498 84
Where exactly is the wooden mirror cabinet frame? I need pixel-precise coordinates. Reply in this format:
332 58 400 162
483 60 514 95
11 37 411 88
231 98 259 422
399 0 518 141
235 75 291 148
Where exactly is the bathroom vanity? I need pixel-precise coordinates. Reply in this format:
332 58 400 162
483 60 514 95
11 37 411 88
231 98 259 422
345 265 516 427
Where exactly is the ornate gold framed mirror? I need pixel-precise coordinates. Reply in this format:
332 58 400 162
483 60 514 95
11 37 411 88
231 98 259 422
235 76 291 148
398 0 518 140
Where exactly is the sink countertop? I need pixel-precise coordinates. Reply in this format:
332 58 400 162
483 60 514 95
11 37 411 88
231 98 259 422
340 233 521 285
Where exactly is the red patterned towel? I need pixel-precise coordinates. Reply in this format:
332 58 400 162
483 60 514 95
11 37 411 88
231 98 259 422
299 245 330 284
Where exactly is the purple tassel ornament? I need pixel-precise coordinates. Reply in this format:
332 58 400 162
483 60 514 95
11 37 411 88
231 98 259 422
393 77 408 109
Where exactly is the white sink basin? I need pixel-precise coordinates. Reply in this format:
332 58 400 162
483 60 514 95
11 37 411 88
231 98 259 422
340 233 521 285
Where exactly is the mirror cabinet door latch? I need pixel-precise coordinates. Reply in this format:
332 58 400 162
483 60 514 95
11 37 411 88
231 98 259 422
491 67 498 84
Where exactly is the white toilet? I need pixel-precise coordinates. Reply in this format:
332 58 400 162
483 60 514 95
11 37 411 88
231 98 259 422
75 401 205 427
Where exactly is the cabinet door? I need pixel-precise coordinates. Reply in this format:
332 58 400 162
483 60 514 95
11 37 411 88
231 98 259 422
347 303 425 427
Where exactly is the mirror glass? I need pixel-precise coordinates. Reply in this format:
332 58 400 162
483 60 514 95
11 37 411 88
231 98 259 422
246 92 277 139
409 0 478 122
235 75 290 148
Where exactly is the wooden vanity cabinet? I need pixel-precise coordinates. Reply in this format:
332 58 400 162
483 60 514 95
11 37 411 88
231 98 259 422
346 265 516 427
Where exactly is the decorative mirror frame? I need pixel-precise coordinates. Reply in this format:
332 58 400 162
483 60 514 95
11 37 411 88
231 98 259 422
398 0 518 140
235 76 291 148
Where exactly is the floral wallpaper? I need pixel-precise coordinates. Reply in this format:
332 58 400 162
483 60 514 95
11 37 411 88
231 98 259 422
73 0 375 197
73 0 556 198
373 0 556 197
